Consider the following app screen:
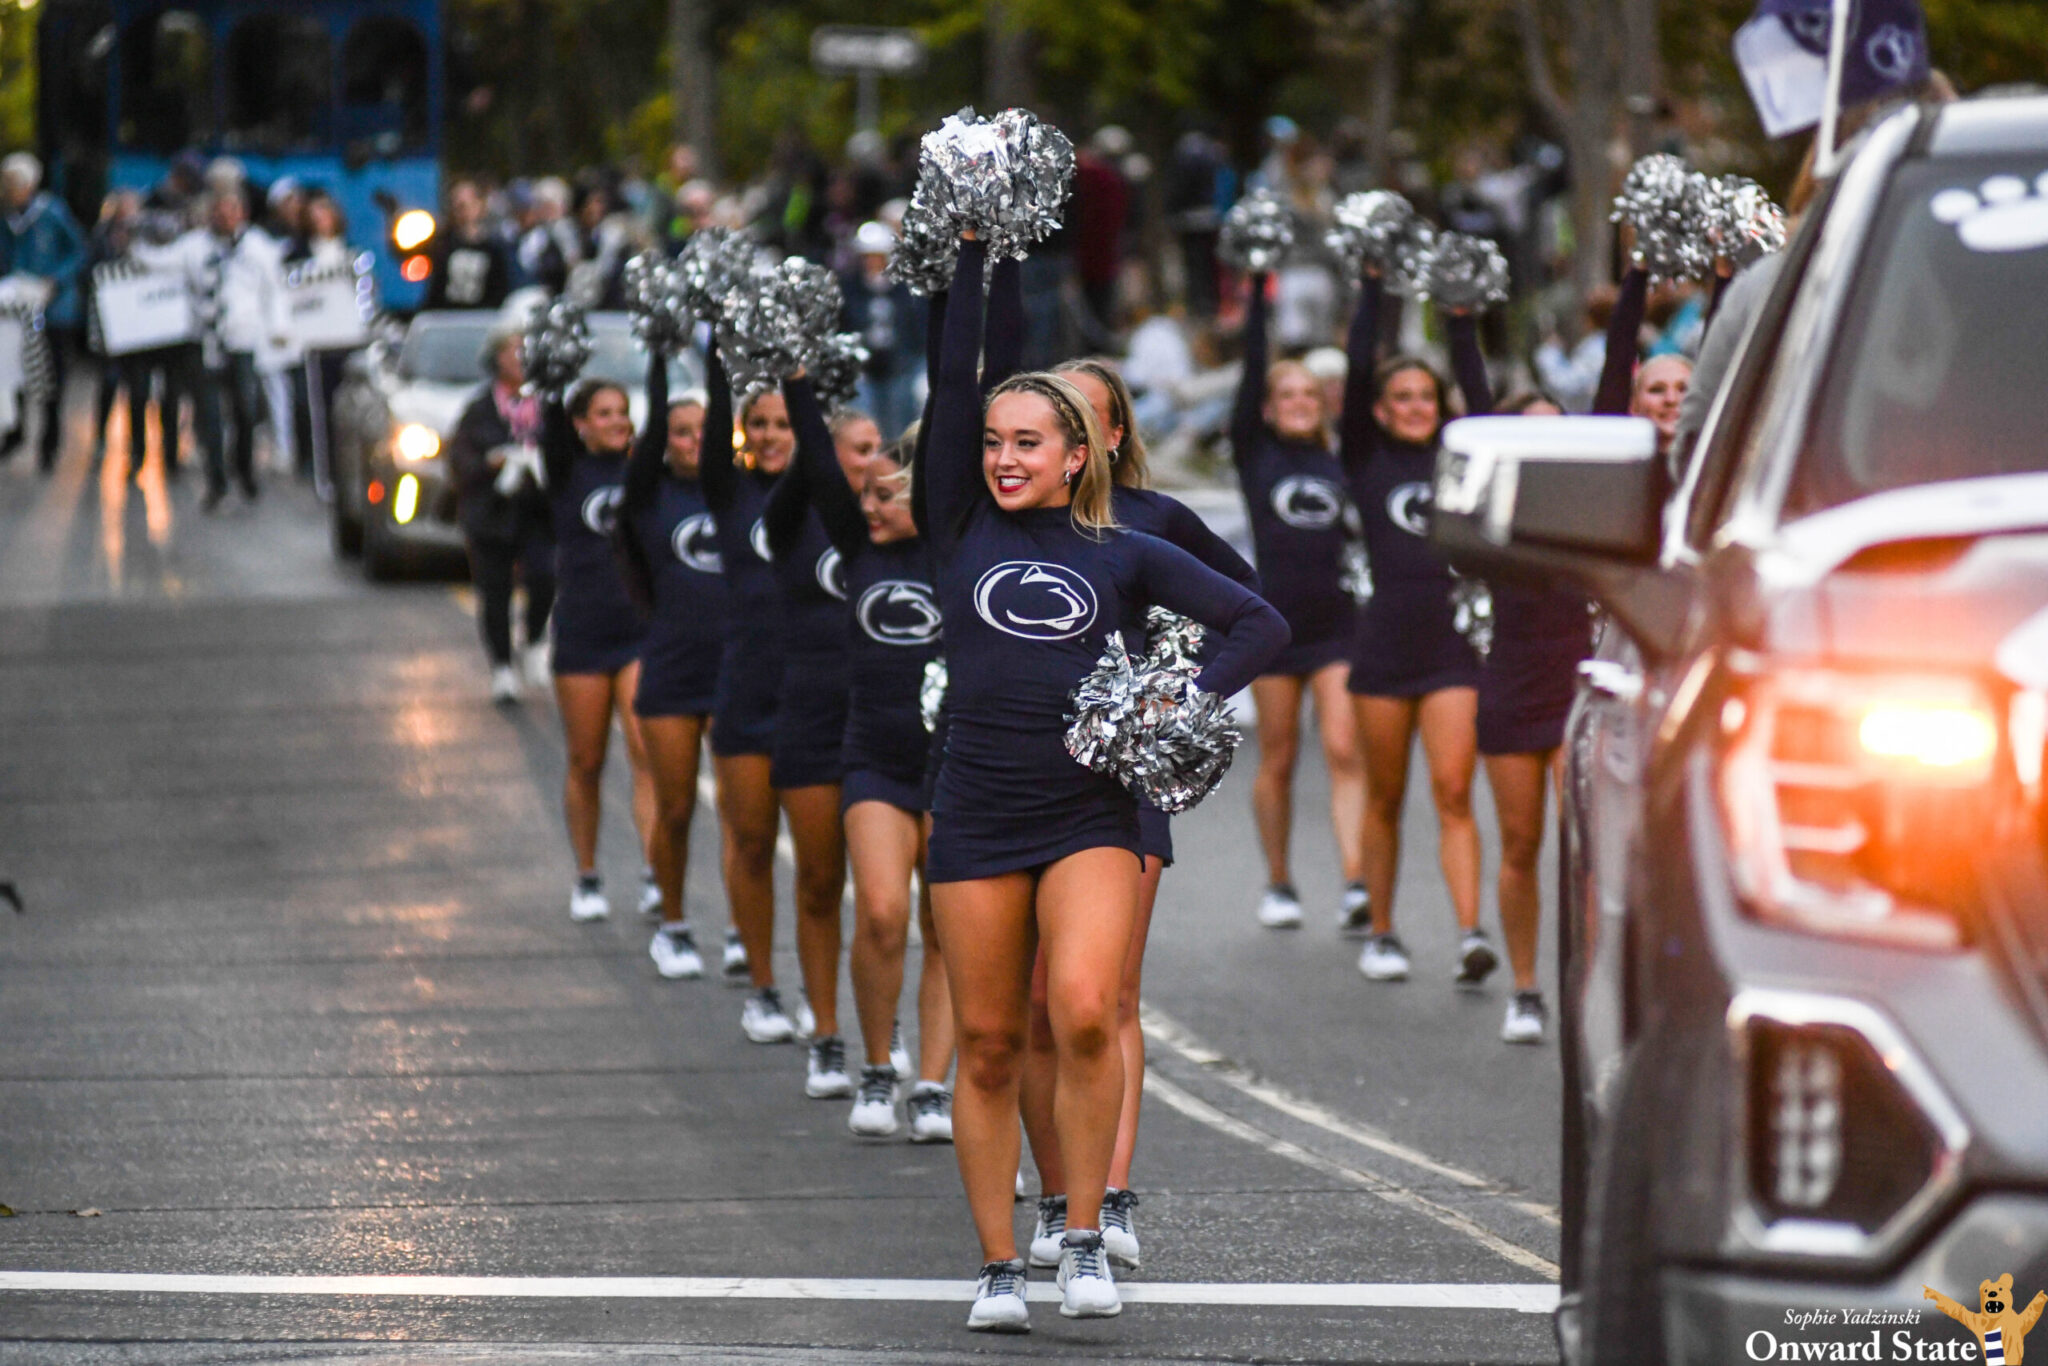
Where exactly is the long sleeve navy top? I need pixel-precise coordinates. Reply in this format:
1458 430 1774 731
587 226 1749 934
924 238 1289 863
1229 272 1356 654
620 353 728 706
787 376 941 785
696 342 784 651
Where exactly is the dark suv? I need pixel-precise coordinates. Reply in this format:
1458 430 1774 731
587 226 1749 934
1432 94 2048 1364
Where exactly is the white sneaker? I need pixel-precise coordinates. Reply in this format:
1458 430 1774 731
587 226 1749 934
848 1065 900 1137
489 665 522 704
1015 1168 1028 1200
805 1035 853 1098
649 925 703 980
1055 1230 1120 1319
889 1020 911 1078
1256 884 1303 929
907 1081 953 1143
1027 1194 1067 1268
741 987 796 1044
721 928 749 981
1339 882 1373 937
792 993 817 1040
966 1259 1030 1333
1502 991 1548 1045
522 642 551 690
1358 933 1410 981
1455 928 1500 988
638 872 663 917
1101 1188 1142 1271
569 878 609 922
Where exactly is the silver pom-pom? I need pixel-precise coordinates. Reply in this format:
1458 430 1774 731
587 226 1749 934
1218 188 1295 274
1421 231 1511 312
716 257 846 391
1451 576 1494 662
1611 154 1713 281
622 250 693 351
886 198 960 296
1143 607 1205 671
674 227 755 325
1340 543 1374 606
1064 630 1244 814
921 657 948 734
1701 175 1788 270
1326 190 1432 289
521 296 592 397
910 106 1075 262
812 331 870 412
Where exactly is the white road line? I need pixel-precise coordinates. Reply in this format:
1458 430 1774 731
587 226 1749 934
1140 1004 1560 1226
1141 1072 1560 1281
0 1270 1556 1312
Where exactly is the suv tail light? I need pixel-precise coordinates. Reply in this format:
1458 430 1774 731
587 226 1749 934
1717 668 2008 948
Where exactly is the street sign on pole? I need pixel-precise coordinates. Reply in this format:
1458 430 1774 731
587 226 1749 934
809 25 927 77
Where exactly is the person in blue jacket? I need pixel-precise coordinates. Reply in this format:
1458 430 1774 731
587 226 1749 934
1 153 88 472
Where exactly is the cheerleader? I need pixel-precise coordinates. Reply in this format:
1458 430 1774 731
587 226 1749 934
696 340 799 1043
616 352 731 981
924 236 1287 1331
540 379 659 922
758 394 873 1099
1230 272 1370 933
1340 271 1495 985
784 383 955 1142
1017 356 1260 1274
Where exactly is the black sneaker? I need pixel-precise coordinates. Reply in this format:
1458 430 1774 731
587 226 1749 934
1456 929 1499 987
805 1035 853 1098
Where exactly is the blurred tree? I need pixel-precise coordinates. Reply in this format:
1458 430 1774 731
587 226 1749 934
0 0 36 154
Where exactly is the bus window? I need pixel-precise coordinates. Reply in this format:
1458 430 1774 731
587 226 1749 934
341 17 429 155
224 14 333 154
117 9 212 154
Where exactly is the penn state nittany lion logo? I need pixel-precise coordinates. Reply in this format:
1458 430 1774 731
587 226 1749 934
1271 474 1345 531
817 547 847 601
671 513 721 574
856 580 942 647
972 561 1098 641
581 486 624 536
1387 481 1433 537
1865 23 1919 82
748 517 771 563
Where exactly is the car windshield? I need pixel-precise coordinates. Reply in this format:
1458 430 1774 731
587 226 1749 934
1789 156 2048 516
398 317 496 384
585 319 697 393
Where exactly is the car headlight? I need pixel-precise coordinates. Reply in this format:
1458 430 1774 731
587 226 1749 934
392 209 436 252
393 423 441 462
1716 665 2011 949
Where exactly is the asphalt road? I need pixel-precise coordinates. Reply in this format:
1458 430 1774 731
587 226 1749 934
0 423 1563 1364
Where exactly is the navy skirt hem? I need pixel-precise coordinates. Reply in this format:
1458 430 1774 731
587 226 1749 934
1137 806 1174 865
842 769 929 816
1347 665 1483 699
553 639 642 677
1262 630 1350 680
926 815 1141 885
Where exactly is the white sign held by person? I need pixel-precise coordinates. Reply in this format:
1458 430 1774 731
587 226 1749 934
94 264 196 355
0 312 25 432
286 264 371 352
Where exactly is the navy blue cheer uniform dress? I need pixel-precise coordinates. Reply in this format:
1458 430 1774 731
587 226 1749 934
1341 276 1492 699
1230 273 1357 678
1112 483 1262 866
785 376 942 816
761 385 853 792
920 238 1290 883
1473 272 1644 755
542 400 646 676
620 354 728 718
698 343 786 759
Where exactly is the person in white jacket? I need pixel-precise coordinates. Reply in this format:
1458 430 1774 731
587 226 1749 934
136 188 289 508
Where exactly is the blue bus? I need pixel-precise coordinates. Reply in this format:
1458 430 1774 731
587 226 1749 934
37 0 443 308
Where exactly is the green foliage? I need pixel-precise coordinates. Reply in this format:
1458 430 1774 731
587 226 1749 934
0 0 36 154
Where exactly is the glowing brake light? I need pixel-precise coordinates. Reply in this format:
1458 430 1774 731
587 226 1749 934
401 255 431 283
1858 704 1997 770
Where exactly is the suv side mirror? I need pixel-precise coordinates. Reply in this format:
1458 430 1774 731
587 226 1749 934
1431 415 1690 658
